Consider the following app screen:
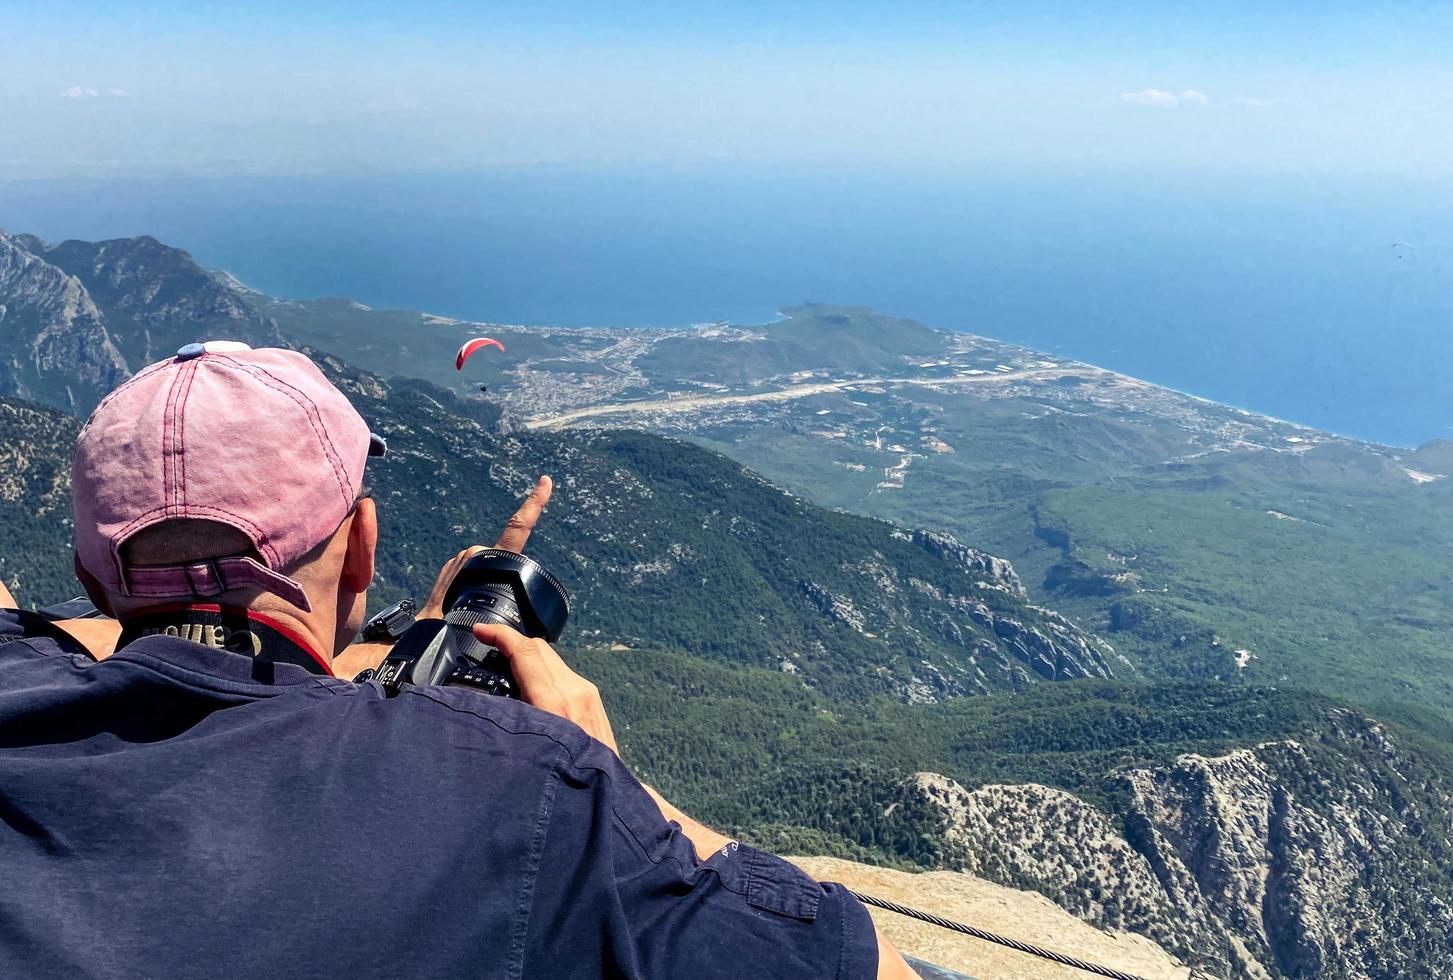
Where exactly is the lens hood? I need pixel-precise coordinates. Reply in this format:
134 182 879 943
442 549 570 642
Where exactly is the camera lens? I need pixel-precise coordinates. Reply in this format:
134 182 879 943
442 549 570 661
371 550 570 699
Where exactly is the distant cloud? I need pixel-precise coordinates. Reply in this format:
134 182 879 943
58 86 130 100
1118 88 1210 107
1231 96 1275 107
1119 88 1177 106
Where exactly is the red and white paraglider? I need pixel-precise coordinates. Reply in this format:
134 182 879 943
455 337 505 370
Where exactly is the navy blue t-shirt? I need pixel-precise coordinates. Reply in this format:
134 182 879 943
0 609 877 979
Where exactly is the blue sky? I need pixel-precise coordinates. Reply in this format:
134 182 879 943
2 1 1451 179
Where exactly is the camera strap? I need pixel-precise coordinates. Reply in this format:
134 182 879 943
116 604 334 676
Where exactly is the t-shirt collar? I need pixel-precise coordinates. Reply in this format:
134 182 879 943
111 606 344 692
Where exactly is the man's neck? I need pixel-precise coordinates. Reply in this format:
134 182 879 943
116 604 334 676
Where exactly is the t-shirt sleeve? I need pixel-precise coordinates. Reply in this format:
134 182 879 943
0 608 93 658
522 739 879 980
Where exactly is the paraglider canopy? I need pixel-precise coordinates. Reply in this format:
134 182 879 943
1392 242 1416 260
456 337 505 370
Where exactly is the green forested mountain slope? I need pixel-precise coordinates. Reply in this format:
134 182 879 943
354 365 1119 701
706 378 1453 718
0 397 77 602
6 378 1453 977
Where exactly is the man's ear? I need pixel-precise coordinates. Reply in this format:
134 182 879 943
73 553 117 617
340 498 378 594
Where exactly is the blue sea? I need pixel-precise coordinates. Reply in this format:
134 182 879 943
2 167 1449 446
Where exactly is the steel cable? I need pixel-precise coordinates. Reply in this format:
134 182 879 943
850 890 1151 980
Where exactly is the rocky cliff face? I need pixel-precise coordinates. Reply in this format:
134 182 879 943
900 551 1114 690
36 234 284 365
906 709 1453 979
1120 711 1453 978
913 775 1210 950
0 229 285 413
0 233 128 409
912 529 1026 597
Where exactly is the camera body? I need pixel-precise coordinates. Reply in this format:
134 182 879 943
372 550 569 699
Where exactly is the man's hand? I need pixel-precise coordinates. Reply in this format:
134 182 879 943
418 475 553 620
471 621 617 752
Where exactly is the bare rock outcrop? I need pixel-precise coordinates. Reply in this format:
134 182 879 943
912 528 1026 597
791 854 1191 979
904 713 1453 979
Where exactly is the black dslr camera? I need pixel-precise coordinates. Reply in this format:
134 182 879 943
371 550 569 699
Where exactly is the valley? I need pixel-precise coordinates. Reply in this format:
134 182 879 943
261 292 1453 719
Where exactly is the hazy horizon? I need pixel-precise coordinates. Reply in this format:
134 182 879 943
3 2 1451 181
4 166 1448 448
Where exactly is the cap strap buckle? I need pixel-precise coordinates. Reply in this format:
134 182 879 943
183 560 226 598
120 556 313 612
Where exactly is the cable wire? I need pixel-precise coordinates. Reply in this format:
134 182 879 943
850 890 1150 980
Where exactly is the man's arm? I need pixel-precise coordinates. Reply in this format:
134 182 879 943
330 640 391 679
53 618 122 659
872 923 918 980
640 784 735 859
472 621 918 980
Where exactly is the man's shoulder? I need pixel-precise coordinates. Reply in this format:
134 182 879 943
324 684 623 822
357 681 604 764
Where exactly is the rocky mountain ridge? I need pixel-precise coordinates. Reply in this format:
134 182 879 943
0 231 128 410
0 229 283 410
36 233 285 366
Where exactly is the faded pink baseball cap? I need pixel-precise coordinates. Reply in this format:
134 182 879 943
72 342 387 613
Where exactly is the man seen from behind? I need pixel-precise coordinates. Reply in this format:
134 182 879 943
0 343 915 979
